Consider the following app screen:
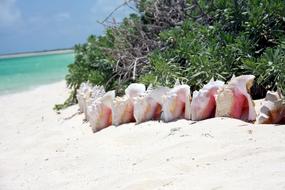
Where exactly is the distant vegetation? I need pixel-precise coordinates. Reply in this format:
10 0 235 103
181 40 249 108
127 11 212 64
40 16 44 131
55 0 285 110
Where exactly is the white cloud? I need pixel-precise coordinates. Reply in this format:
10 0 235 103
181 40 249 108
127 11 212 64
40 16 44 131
0 0 21 27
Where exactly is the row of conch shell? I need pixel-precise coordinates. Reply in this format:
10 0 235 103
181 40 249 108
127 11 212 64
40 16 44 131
77 75 284 133
256 91 285 124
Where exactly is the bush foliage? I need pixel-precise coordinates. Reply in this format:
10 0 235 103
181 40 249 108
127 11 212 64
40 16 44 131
57 0 285 109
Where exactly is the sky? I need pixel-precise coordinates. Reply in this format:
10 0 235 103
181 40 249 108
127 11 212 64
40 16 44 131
0 0 134 54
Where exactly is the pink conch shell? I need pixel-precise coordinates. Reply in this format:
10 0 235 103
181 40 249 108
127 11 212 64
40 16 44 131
133 87 170 124
83 85 105 121
190 80 224 121
88 90 115 132
161 84 191 122
215 75 256 121
112 96 135 126
76 82 92 114
112 83 146 126
256 91 285 124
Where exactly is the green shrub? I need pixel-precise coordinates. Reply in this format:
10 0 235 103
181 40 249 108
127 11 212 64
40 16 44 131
66 35 115 90
245 40 285 95
140 20 252 91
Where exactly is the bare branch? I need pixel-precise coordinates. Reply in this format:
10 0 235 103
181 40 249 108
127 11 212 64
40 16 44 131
98 0 135 24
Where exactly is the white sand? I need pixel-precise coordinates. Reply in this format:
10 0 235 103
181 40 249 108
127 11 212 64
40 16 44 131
1 81 285 190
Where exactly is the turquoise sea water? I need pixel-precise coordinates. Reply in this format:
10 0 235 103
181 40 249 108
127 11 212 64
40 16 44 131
0 52 74 95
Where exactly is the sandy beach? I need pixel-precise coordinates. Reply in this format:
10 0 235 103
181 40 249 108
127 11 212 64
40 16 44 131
1 81 285 190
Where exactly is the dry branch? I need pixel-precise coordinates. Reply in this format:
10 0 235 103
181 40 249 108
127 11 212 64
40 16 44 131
97 0 210 88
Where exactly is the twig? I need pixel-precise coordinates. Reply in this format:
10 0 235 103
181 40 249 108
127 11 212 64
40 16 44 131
99 0 134 24
63 112 78 120
132 56 146 80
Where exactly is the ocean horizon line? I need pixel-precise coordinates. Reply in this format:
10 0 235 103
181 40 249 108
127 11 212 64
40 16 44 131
0 48 74 59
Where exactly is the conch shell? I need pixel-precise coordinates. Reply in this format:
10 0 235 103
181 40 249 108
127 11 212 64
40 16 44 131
83 85 105 121
256 91 285 124
215 75 256 121
112 83 146 126
88 90 115 132
76 82 92 114
190 79 224 121
133 86 170 124
161 84 191 122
